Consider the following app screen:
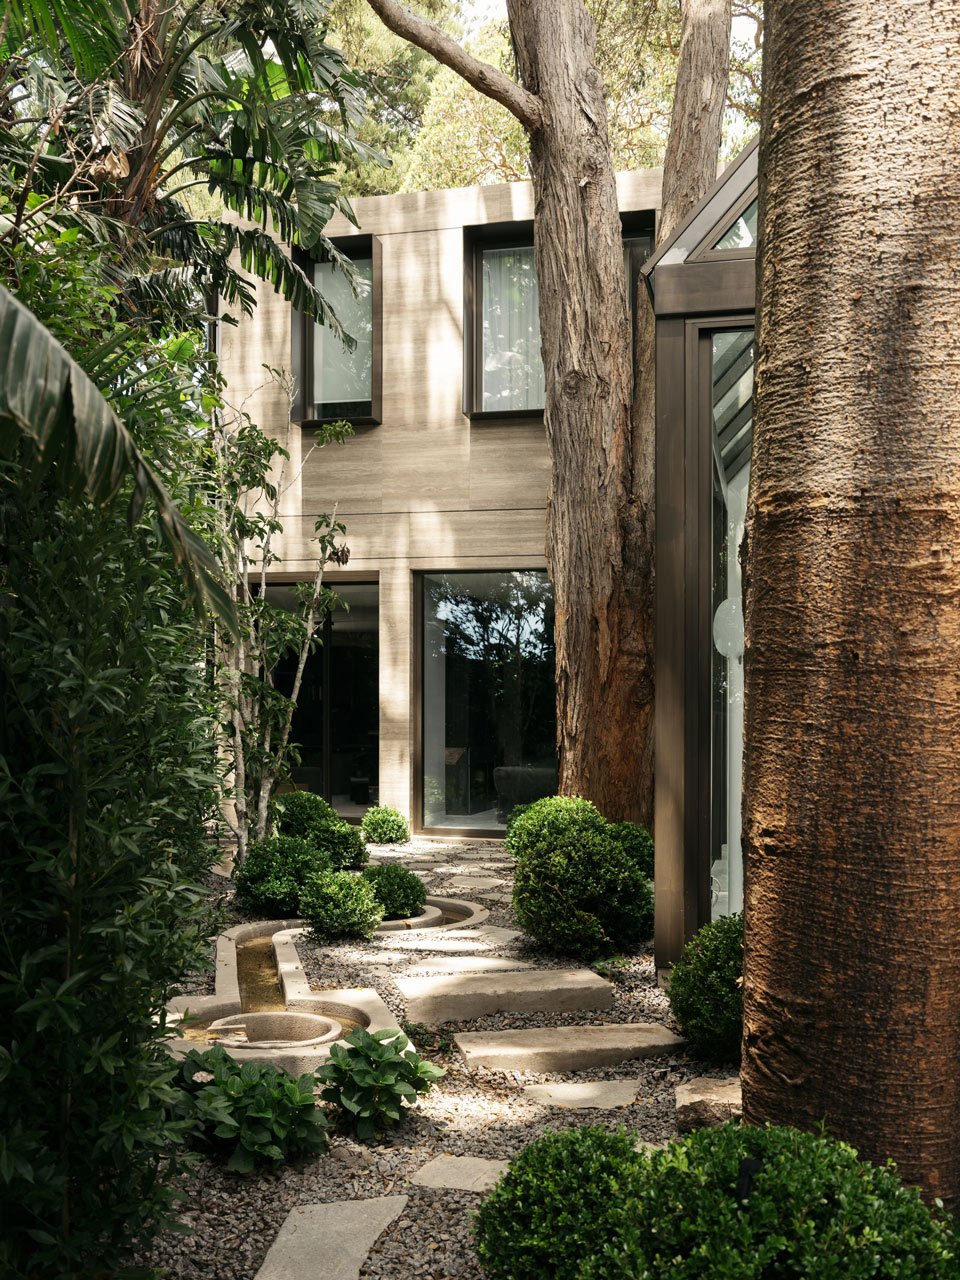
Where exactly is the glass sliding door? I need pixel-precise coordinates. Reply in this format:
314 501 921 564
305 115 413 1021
267 582 379 819
421 570 557 831
709 329 754 917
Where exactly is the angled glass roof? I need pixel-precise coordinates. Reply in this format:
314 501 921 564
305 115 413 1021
712 196 758 251
712 329 754 481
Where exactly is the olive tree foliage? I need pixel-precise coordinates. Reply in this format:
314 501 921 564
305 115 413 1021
367 0 731 823
210 377 351 864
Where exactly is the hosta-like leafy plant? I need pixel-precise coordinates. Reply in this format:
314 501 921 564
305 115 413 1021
177 1046 331 1173
317 1028 445 1140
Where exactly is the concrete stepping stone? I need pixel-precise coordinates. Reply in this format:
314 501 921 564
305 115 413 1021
441 875 504 890
455 1024 684 1072
675 1075 742 1133
255 1195 407 1280
410 1154 509 1192
400 956 532 976
396 968 613 1024
523 1078 644 1109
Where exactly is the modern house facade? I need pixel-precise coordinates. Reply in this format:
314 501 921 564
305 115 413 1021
221 145 758 967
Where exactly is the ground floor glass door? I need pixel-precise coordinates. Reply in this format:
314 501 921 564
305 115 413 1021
709 330 754 917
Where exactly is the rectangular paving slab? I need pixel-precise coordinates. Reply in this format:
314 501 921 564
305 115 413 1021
523 1078 644 1109
410 1154 509 1192
396 968 613 1024
400 956 532 976
255 1195 407 1280
454 1023 684 1072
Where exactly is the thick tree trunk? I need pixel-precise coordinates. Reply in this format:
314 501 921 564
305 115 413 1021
741 0 960 1207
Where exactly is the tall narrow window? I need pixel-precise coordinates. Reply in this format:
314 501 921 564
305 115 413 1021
710 329 754 919
480 245 545 412
421 570 557 832
313 255 373 419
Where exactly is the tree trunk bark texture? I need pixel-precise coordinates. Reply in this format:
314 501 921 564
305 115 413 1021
506 0 648 823
742 0 960 1207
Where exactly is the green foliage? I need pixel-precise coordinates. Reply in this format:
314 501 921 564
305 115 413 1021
607 820 655 879
474 1123 958 1280
318 819 369 870
361 804 411 845
362 863 427 920
318 1028 445 1141
177 1046 331 1174
473 1126 647 1280
276 790 340 840
0 277 225 1266
509 797 654 957
234 835 331 917
667 912 743 1062
299 871 384 942
504 802 532 840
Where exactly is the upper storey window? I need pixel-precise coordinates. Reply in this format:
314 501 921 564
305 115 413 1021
292 236 381 426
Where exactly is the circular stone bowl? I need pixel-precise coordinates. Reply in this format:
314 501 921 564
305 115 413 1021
206 1011 343 1073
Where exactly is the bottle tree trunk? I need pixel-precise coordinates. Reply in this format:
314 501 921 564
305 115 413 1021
741 0 960 1207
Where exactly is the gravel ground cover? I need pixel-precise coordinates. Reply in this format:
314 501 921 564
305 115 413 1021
135 836 732 1279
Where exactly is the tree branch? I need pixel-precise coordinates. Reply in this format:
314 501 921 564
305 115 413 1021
364 0 544 132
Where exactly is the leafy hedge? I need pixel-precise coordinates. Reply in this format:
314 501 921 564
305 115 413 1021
474 1123 959 1280
362 863 427 920
667 912 743 1061
361 805 410 845
234 835 331 916
299 871 384 941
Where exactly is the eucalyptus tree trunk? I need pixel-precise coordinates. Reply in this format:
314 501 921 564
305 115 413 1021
741 0 960 1208
366 0 730 824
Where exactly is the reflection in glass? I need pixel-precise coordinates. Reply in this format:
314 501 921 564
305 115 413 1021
713 197 758 251
313 256 373 417
481 246 545 411
268 583 379 819
422 571 557 830
710 329 754 918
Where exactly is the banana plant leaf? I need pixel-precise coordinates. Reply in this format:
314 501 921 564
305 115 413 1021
0 284 237 634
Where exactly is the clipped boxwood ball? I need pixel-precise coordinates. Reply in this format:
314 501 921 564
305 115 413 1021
667 911 743 1062
509 796 653 957
234 835 331 917
361 805 410 845
299 871 383 942
315 818 368 870
274 790 338 841
607 820 654 879
474 1126 645 1280
475 1122 959 1280
362 863 426 921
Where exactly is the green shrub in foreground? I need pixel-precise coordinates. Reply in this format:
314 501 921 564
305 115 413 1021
607 820 654 879
667 911 743 1061
362 862 427 920
473 1123 959 1280
234 835 331 916
299 870 384 941
509 796 653 957
316 818 368 870
317 1027 445 1140
177 1046 331 1173
361 804 410 845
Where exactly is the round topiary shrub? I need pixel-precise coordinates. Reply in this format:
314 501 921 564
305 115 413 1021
314 818 368 870
274 790 339 842
234 836 331 917
299 870 384 942
509 796 653 957
667 911 743 1062
362 863 427 920
504 802 532 841
361 805 410 845
607 820 654 879
474 1122 959 1280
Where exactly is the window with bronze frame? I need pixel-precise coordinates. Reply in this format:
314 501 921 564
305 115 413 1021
291 236 382 425
463 215 655 419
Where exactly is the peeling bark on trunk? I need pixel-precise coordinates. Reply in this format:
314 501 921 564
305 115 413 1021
742 0 960 1208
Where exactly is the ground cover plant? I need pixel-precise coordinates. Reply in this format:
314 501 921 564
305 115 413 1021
508 796 653 957
667 911 743 1061
361 804 411 844
362 863 427 919
299 871 384 941
178 1046 331 1173
473 1122 958 1280
318 1028 445 1140
234 835 332 916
